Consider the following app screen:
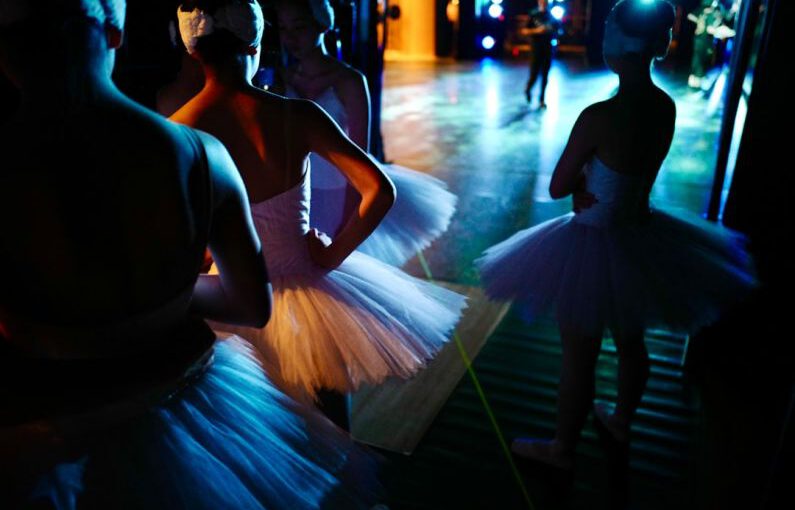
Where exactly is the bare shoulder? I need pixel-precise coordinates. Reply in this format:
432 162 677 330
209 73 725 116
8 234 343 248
192 128 231 164
583 99 611 118
240 89 334 142
89 97 188 160
285 94 333 127
574 101 609 133
190 127 247 200
332 61 369 94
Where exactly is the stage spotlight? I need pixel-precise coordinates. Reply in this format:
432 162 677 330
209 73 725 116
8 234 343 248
488 4 503 18
550 5 566 20
481 35 496 50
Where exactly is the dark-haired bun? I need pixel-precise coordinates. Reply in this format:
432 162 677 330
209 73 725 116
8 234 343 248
614 0 675 59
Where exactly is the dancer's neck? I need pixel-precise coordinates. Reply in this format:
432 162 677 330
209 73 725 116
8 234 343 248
17 62 118 112
178 53 205 83
617 65 654 96
202 65 253 93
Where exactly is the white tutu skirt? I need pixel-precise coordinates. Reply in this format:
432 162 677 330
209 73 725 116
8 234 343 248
26 337 377 509
311 165 457 267
214 253 466 399
360 165 457 266
476 209 757 337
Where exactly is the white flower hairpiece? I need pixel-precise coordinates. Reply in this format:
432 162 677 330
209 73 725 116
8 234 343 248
177 0 264 54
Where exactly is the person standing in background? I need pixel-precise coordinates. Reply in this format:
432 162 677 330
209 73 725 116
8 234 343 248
687 0 725 89
525 0 559 108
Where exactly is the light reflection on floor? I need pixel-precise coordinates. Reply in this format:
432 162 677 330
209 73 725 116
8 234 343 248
377 58 725 510
381 59 723 283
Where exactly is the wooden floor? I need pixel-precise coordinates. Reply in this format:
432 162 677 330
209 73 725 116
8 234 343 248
351 284 509 454
371 57 723 509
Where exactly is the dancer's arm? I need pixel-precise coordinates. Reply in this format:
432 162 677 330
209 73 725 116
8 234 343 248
191 131 272 327
550 106 598 199
296 100 395 269
338 69 372 152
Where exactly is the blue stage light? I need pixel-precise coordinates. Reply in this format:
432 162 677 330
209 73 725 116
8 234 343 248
488 4 503 18
481 35 496 50
550 5 566 20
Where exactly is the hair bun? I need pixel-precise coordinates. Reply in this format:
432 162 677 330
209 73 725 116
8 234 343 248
613 0 675 58
615 0 675 37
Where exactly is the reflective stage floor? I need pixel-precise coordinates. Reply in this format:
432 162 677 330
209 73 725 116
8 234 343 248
370 57 724 510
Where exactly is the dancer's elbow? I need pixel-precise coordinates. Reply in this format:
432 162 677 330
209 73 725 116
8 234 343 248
246 306 271 328
239 285 272 328
372 171 396 211
549 183 568 200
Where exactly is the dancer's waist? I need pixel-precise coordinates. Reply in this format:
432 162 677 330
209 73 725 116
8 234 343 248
0 318 215 428
572 203 650 228
0 341 214 474
260 232 321 276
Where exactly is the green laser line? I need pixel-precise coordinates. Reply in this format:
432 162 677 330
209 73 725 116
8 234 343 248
416 251 535 510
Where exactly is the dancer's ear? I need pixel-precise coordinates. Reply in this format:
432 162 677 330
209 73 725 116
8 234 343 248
106 26 123 49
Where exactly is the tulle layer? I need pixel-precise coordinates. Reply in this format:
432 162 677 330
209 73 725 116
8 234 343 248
359 165 457 266
476 209 757 337
310 165 457 267
214 252 466 398
25 337 376 509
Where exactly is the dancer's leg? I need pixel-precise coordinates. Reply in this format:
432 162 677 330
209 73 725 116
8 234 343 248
512 323 602 469
609 328 649 438
553 325 604 451
538 52 552 106
525 56 542 102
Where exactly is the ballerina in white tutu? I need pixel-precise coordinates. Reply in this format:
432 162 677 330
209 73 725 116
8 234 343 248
171 0 465 429
274 0 457 266
0 2 375 507
476 0 756 470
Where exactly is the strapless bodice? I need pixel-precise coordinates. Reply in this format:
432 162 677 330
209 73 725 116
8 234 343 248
249 172 314 275
572 157 649 227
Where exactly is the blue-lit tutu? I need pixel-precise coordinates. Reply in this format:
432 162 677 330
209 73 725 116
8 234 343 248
311 164 457 267
292 85 457 267
357 164 457 266
211 174 466 399
22 337 376 509
476 158 757 336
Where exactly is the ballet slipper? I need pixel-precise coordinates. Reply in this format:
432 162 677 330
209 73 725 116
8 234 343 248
510 438 574 471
